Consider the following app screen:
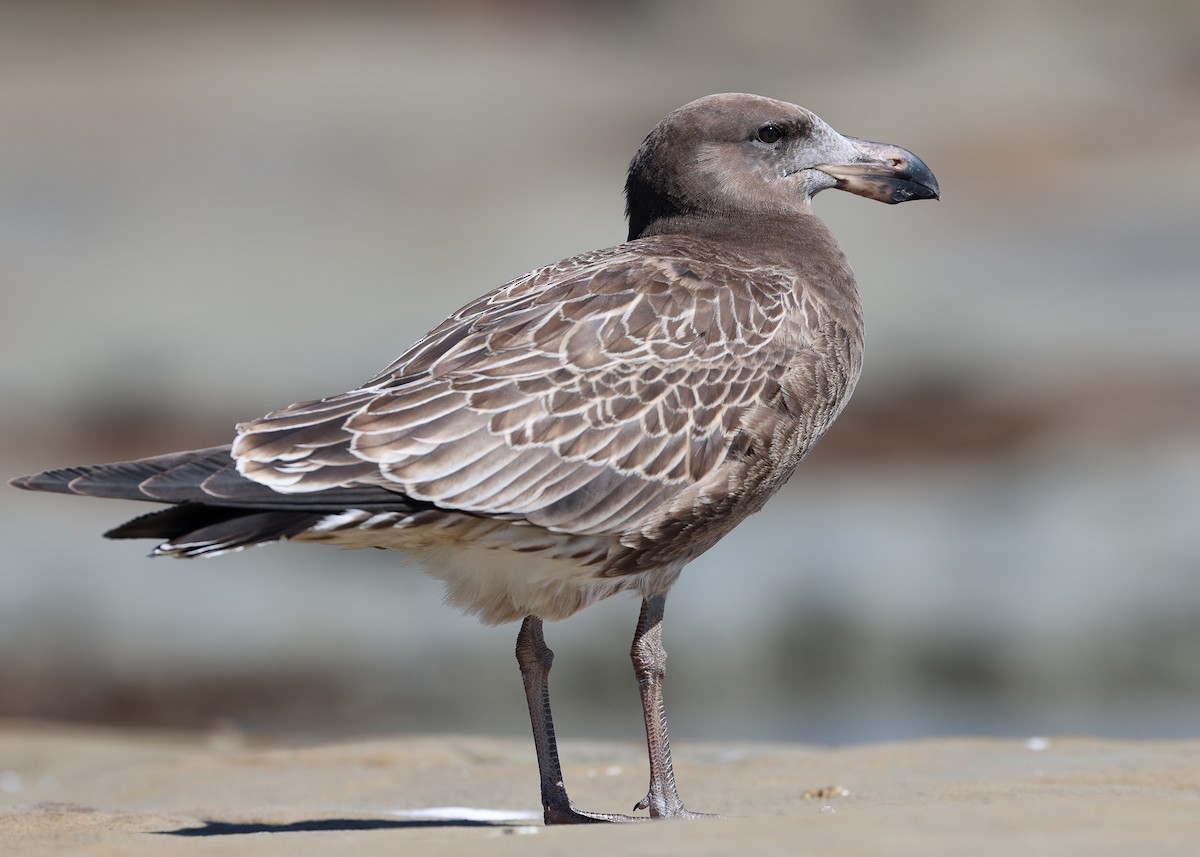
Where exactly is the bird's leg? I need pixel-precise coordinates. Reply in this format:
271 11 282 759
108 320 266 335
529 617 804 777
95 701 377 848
630 594 709 819
515 615 640 825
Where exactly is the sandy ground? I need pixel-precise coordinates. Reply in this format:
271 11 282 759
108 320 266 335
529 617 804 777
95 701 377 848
1 722 1198 855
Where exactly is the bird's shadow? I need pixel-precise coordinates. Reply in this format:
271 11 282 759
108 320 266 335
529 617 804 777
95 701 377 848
159 817 519 836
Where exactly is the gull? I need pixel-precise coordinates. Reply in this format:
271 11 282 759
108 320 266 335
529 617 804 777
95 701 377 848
11 93 938 823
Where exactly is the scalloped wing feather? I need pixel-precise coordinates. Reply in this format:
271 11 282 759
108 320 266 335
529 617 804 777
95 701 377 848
231 237 816 537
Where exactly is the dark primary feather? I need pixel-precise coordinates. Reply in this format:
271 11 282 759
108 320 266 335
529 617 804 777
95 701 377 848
12 446 420 511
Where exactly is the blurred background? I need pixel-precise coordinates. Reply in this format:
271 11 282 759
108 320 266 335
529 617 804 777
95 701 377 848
1 0 1198 746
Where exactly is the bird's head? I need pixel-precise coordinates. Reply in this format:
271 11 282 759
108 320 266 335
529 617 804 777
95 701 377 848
625 93 939 240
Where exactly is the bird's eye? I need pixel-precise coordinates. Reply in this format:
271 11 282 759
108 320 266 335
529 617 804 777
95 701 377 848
756 124 784 145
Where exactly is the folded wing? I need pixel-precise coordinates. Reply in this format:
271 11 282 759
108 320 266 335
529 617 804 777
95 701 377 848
234 238 803 536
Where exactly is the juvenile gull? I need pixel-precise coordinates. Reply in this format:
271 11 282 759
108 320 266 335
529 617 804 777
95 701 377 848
11 93 938 823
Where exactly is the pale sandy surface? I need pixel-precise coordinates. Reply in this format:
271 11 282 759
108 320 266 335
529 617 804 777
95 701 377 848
2 722 1198 856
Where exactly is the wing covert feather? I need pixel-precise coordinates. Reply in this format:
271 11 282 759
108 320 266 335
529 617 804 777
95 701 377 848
232 238 808 535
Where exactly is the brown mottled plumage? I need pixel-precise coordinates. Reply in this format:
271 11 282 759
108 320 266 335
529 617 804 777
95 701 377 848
11 93 938 823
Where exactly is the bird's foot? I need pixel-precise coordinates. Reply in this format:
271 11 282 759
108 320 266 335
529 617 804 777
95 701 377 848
632 794 719 820
543 804 647 825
